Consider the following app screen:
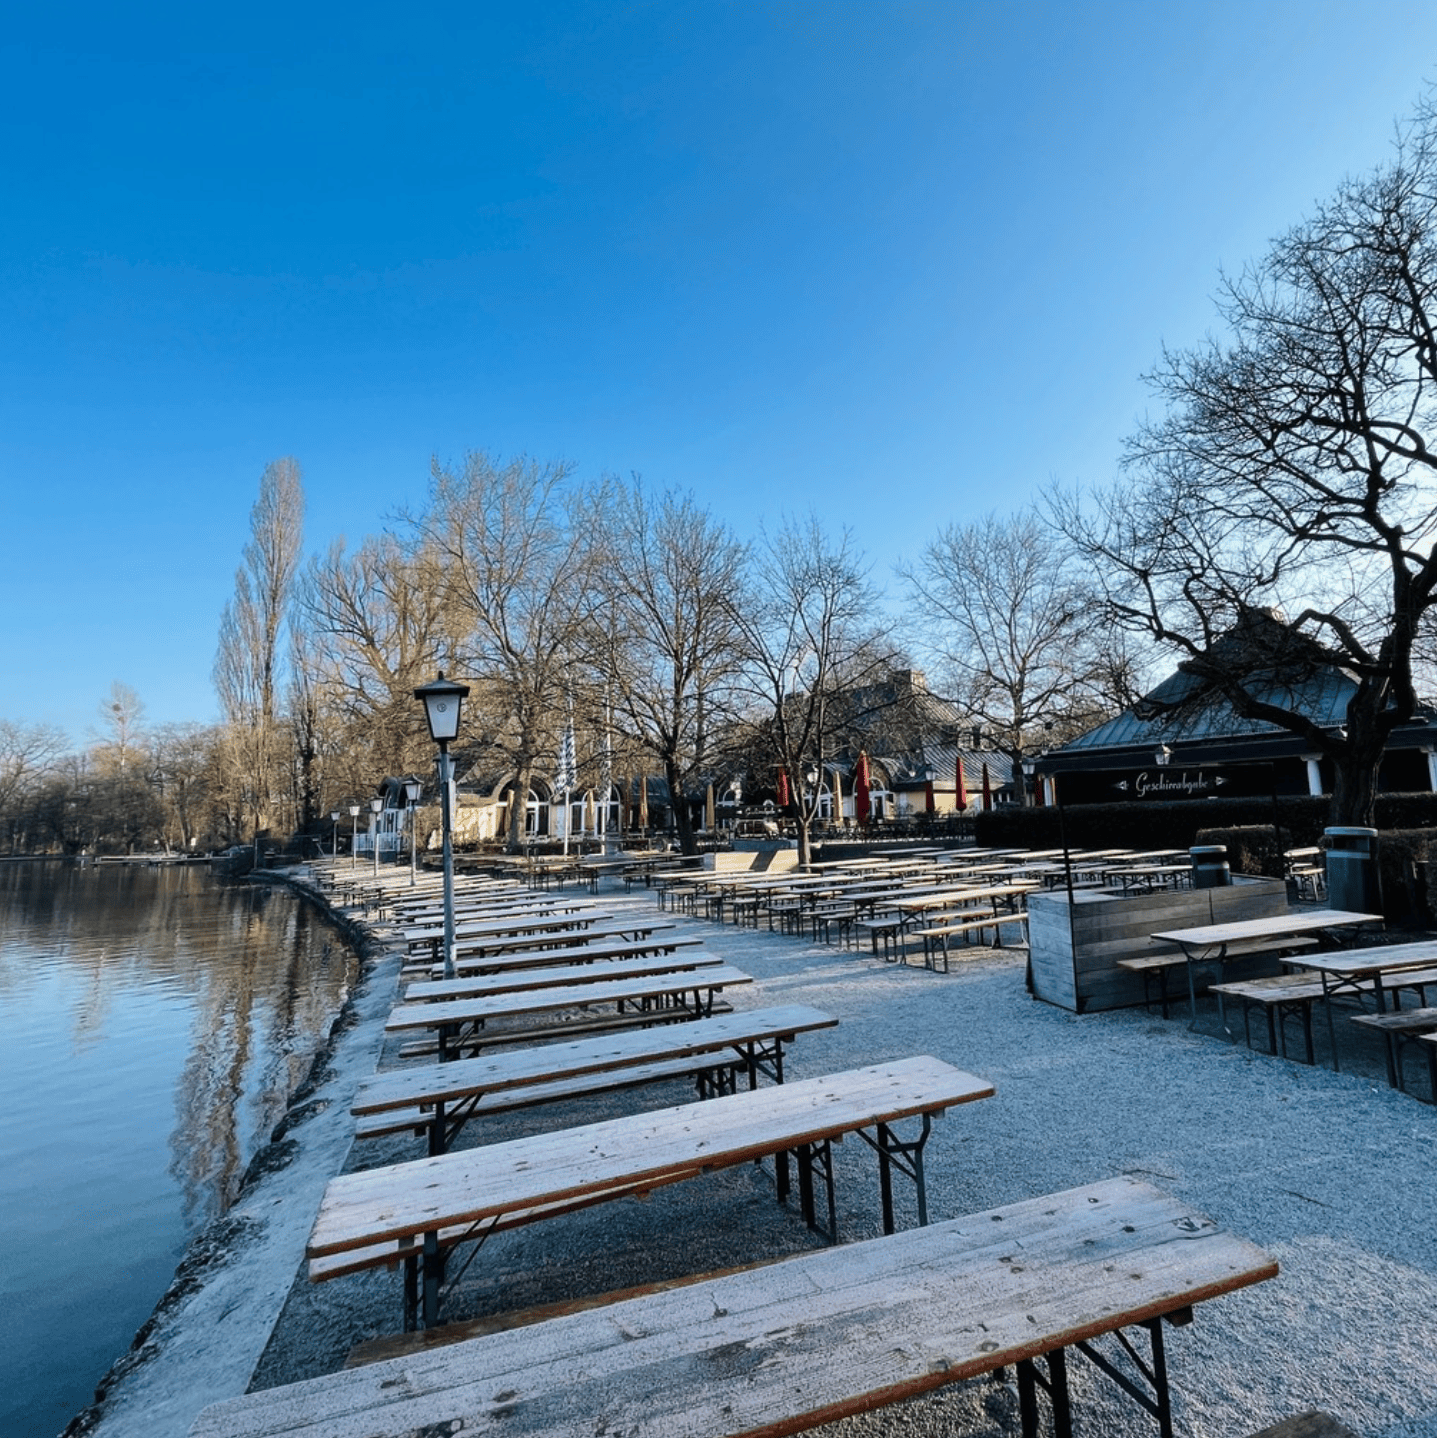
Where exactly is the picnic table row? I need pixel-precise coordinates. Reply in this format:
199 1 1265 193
1136 907 1437 1092
185 869 1280 1438
652 846 1195 965
312 882 972 1338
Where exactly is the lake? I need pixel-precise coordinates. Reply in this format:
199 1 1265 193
0 860 360 1438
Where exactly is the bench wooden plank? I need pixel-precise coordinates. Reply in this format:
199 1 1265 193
444 920 680 964
1118 936 1320 973
193 1176 1277 1438
402 950 724 1002
401 909 614 944
356 1004 838 1117
308 1056 991 1266
423 933 699 981
354 1054 747 1141
385 966 752 1038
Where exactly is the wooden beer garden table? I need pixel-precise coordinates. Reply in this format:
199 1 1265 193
1150 909 1385 1029
308 1055 993 1329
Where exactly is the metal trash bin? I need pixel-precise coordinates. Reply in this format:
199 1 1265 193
1190 844 1230 888
1324 826 1381 912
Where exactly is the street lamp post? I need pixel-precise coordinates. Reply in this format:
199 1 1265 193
369 796 383 878
329 811 341 860
404 776 423 887
415 671 470 984
348 805 361 868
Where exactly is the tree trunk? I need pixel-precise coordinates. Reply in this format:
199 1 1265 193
667 758 698 855
1328 753 1381 829
506 765 533 853
794 813 813 869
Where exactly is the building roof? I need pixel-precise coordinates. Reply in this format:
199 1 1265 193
1060 665 1356 753
1039 611 1437 772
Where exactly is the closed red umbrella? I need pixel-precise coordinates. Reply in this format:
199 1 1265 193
955 756 969 810
924 779 935 814
855 751 871 825
981 762 992 812
777 769 790 808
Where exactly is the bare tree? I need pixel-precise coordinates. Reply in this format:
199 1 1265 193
596 482 748 854
422 453 609 852
213 458 305 836
732 516 896 867
92 681 146 776
148 722 217 851
899 510 1121 798
1054 102 1437 825
300 532 460 802
0 719 68 849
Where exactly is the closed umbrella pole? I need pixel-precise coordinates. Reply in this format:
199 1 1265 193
981 762 992 812
705 782 715 832
638 774 649 833
855 751 871 826
955 757 969 810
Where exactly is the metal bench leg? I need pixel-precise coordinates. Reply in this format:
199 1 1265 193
1072 1318 1174 1438
421 1229 444 1330
862 1113 933 1232
793 1138 837 1242
1016 1348 1072 1438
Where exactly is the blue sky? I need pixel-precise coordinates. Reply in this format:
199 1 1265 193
4 1 1437 744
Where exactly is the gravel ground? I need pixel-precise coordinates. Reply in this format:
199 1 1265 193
83 871 1437 1438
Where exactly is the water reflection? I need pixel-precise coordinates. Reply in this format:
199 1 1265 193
0 859 360 1437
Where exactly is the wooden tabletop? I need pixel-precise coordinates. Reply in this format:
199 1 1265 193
446 919 675 962
432 933 701 980
1152 909 1384 950
202 1176 1274 1438
385 966 753 1036
402 950 728 1002
1284 940 1437 976
353 1002 840 1117
402 909 612 944
309 1055 992 1266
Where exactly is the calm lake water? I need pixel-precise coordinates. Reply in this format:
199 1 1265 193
0 860 360 1438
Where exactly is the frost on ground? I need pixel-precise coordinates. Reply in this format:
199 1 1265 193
76 875 1437 1438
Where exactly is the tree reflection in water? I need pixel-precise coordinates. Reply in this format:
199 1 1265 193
0 860 360 1438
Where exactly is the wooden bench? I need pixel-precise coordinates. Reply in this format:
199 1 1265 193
1284 847 1328 902
406 932 700 983
1209 971 1348 1063
190 1175 1277 1438
401 949 724 1003
354 1002 839 1154
1211 959 1437 1071
431 919 681 970
356 1054 751 1143
387 966 753 1062
854 912 910 959
808 899 859 945
403 905 612 943
917 911 1028 969
1119 937 1320 1018
1351 1004 1437 1092
308 1055 992 1330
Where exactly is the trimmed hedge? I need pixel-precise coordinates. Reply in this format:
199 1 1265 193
973 797 1437 926
973 791 1437 855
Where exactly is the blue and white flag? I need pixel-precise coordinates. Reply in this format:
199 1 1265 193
556 721 578 795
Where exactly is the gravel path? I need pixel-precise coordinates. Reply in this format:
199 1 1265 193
83 873 1437 1438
